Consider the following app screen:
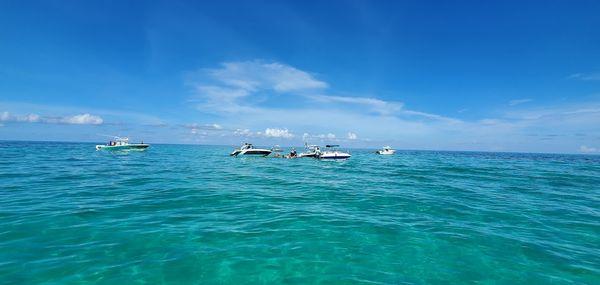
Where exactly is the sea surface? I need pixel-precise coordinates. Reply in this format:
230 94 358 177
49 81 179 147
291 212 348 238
0 141 599 284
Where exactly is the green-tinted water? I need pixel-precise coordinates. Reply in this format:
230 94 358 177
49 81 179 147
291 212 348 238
0 141 598 284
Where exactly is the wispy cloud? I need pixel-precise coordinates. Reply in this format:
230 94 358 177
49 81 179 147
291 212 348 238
183 123 223 130
0 111 103 125
306 94 403 115
190 60 327 114
579 145 598 153
182 60 600 152
183 123 224 135
188 60 460 124
508 98 532 106
568 73 600 81
208 61 328 92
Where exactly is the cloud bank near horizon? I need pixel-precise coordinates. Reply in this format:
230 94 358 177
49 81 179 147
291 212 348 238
1 111 103 125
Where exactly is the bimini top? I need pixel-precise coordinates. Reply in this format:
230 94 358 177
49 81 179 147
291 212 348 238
326 144 339 148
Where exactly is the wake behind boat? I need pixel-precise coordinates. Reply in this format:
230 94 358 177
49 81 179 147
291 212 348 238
95 137 149 151
230 143 272 157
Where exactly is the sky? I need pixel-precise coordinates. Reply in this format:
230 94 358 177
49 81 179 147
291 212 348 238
0 0 599 153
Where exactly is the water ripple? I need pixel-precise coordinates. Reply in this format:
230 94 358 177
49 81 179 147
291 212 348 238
0 142 598 283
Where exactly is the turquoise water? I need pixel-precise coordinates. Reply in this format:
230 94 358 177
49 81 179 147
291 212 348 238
1 141 598 284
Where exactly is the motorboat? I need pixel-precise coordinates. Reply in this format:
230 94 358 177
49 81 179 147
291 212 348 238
271 145 283 153
298 144 321 158
376 146 396 155
318 145 351 160
96 137 149 151
271 145 284 158
230 143 272 157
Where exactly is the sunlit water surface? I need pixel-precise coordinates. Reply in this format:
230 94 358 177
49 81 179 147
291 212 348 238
0 141 598 284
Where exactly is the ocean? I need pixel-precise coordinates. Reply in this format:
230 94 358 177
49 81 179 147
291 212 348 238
0 141 598 284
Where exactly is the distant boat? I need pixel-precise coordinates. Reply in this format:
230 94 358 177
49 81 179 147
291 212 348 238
298 144 321 158
376 146 396 155
318 145 351 160
271 145 283 153
96 137 149 151
230 143 272 157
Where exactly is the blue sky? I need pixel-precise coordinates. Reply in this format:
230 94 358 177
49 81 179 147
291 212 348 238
1 0 599 153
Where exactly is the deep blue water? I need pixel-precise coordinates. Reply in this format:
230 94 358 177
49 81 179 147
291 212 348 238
0 141 599 284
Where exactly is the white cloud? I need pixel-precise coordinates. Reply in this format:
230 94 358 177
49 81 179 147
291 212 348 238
264 128 294 139
21 113 40 122
60 114 103 125
579 145 598 153
568 73 600 81
0 111 103 125
1 112 40 123
509 99 533 106
347 132 358 140
230 127 295 139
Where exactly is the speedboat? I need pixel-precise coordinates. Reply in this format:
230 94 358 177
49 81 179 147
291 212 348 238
298 144 321 158
96 137 149 151
318 145 351 160
230 143 272 157
376 146 396 155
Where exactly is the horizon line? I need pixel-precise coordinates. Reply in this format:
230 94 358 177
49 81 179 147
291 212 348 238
1 139 596 156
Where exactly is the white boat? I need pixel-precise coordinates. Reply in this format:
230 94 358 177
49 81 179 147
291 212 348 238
230 143 272 157
298 144 321 158
96 137 149 151
271 145 283 153
318 145 351 160
376 146 396 155
271 145 284 158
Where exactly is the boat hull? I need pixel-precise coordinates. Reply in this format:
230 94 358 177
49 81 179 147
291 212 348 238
298 153 319 158
96 144 149 151
319 153 351 160
232 149 272 157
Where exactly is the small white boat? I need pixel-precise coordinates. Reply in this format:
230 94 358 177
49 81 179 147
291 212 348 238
318 145 351 160
271 145 283 153
298 144 321 158
230 143 272 157
96 137 149 151
376 146 396 155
